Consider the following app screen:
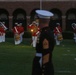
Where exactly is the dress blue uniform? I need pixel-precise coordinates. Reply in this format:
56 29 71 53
32 10 55 75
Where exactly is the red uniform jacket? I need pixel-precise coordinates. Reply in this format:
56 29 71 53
13 26 24 34
54 26 62 35
0 27 5 35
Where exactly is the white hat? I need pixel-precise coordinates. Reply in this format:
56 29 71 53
15 22 18 25
32 21 38 26
36 10 54 19
56 23 60 25
3 22 5 24
19 23 22 26
32 21 36 24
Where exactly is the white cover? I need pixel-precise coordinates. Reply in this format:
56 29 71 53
36 10 54 19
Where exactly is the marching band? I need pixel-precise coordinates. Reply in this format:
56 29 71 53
0 21 76 45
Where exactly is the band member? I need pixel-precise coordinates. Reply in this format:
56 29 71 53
28 20 40 47
0 22 7 43
71 23 76 43
54 23 63 45
12 22 24 45
32 10 55 75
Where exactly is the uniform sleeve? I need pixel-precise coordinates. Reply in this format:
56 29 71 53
40 30 55 65
40 30 55 54
54 28 58 35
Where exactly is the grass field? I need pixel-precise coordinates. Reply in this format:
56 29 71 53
0 38 76 75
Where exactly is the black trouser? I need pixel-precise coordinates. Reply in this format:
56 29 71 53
43 62 54 75
32 57 42 75
32 57 54 75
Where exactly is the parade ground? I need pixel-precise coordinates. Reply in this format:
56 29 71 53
0 38 76 75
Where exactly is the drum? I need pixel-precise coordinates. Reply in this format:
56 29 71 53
15 34 20 41
57 33 63 41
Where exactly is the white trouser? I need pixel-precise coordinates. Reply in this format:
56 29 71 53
0 33 5 43
14 34 20 45
20 32 24 43
54 34 61 45
56 39 61 45
0 35 2 43
32 36 37 47
2 33 5 42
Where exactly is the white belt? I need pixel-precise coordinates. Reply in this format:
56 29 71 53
36 53 42 57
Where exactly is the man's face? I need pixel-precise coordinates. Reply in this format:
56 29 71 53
39 18 50 24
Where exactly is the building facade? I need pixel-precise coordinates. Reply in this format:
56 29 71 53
0 0 76 31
